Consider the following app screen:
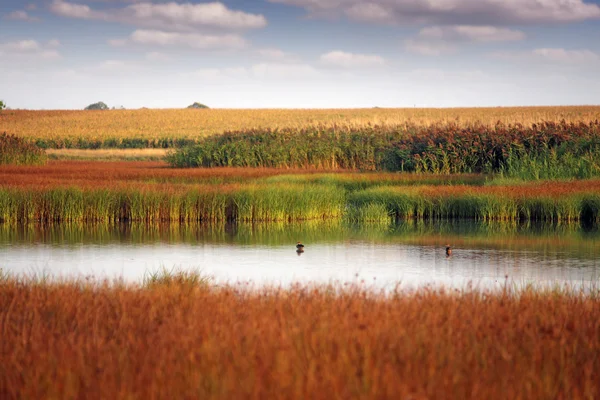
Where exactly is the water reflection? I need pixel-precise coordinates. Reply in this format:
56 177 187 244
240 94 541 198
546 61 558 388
1 221 599 290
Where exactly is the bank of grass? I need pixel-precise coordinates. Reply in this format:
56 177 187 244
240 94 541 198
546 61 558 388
1 274 599 399
0 133 46 165
1 181 600 224
167 121 600 178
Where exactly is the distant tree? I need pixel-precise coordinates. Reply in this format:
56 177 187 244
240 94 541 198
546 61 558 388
85 101 109 110
0 100 6 112
187 102 209 109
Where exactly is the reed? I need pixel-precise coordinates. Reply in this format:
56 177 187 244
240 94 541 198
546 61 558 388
167 121 600 177
0 133 47 165
1 275 599 399
1 184 599 224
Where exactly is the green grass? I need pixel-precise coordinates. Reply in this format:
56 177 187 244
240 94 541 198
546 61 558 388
143 267 213 289
1 185 600 224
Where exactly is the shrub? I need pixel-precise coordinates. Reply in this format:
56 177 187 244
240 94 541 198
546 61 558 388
0 133 47 165
84 102 109 111
187 102 209 109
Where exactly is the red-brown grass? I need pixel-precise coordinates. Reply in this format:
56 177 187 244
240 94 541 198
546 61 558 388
1 278 599 399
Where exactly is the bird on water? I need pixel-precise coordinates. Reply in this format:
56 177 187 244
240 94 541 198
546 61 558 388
445 244 452 257
296 241 305 256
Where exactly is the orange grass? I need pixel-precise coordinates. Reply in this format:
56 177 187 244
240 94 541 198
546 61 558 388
1 278 599 399
3 106 600 146
0 161 482 190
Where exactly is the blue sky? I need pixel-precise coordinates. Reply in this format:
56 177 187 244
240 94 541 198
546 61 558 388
1 0 599 109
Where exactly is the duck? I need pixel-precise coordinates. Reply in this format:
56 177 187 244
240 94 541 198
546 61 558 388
296 242 305 250
445 244 452 257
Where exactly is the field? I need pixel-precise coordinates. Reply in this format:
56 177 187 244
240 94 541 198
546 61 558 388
1 275 599 399
2 161 600 223
2 106 600 148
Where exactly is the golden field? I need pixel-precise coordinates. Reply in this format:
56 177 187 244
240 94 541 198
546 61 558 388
2 106 600 145
1 276 599 399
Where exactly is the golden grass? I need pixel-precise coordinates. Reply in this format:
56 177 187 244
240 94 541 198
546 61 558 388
3 106 600 144
1 277 599 399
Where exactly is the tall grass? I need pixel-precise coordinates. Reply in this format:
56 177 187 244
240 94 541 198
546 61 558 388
1 185 599 224
4 106 600 149
0 185 346 223
0 133 47 165
1 276 599 399
167 121 600 177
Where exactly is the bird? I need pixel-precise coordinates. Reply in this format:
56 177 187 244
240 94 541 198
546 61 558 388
445 244 452 257
296 241 305 250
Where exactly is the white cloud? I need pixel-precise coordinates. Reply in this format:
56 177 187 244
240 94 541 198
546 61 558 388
404 40 455 56
251 62 319 79
4 10 39 22
492 48 600 64
110 29 246 49
51 1 95 19
268 0 600 25
145 51 171 62
418 26 525 42
257 48 292 61
192 67 249 80
188 62 319 81
0 40 61 60
51 0 267 31
405 25 525 56
533 48 600 63
320 50 386 68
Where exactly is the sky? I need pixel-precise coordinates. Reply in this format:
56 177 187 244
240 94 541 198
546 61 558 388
1 0 599 109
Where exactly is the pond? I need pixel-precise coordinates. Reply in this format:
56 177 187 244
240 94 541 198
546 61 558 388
1 221 599 290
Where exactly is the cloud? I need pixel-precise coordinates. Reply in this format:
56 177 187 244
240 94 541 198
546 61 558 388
251 63 319 79
188 63 319 81
0 40 61 59
320 51 386 68
145 51 171 62
532 48 600 63
268 0 600 25
109 29 246 49
50 0 267 31
492 48 600 64
4 10 40 22
405 25 525 56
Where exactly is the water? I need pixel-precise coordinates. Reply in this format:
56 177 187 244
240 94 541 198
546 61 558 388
1 221 599 290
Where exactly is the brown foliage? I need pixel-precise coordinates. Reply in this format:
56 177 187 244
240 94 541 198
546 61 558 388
1 281 599 399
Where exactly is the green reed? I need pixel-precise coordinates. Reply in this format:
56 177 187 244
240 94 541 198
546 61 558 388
1 183 600 224
166 121 600 178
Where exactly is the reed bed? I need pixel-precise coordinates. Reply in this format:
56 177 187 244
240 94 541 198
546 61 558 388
1 184 599 223
0 133 46 165
2 161 600 223
3 106 600 149
1 275 599 399
168 121 600 178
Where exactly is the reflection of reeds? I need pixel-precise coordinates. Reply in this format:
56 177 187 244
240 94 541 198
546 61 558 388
2 221 598 256
1 276 600 399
